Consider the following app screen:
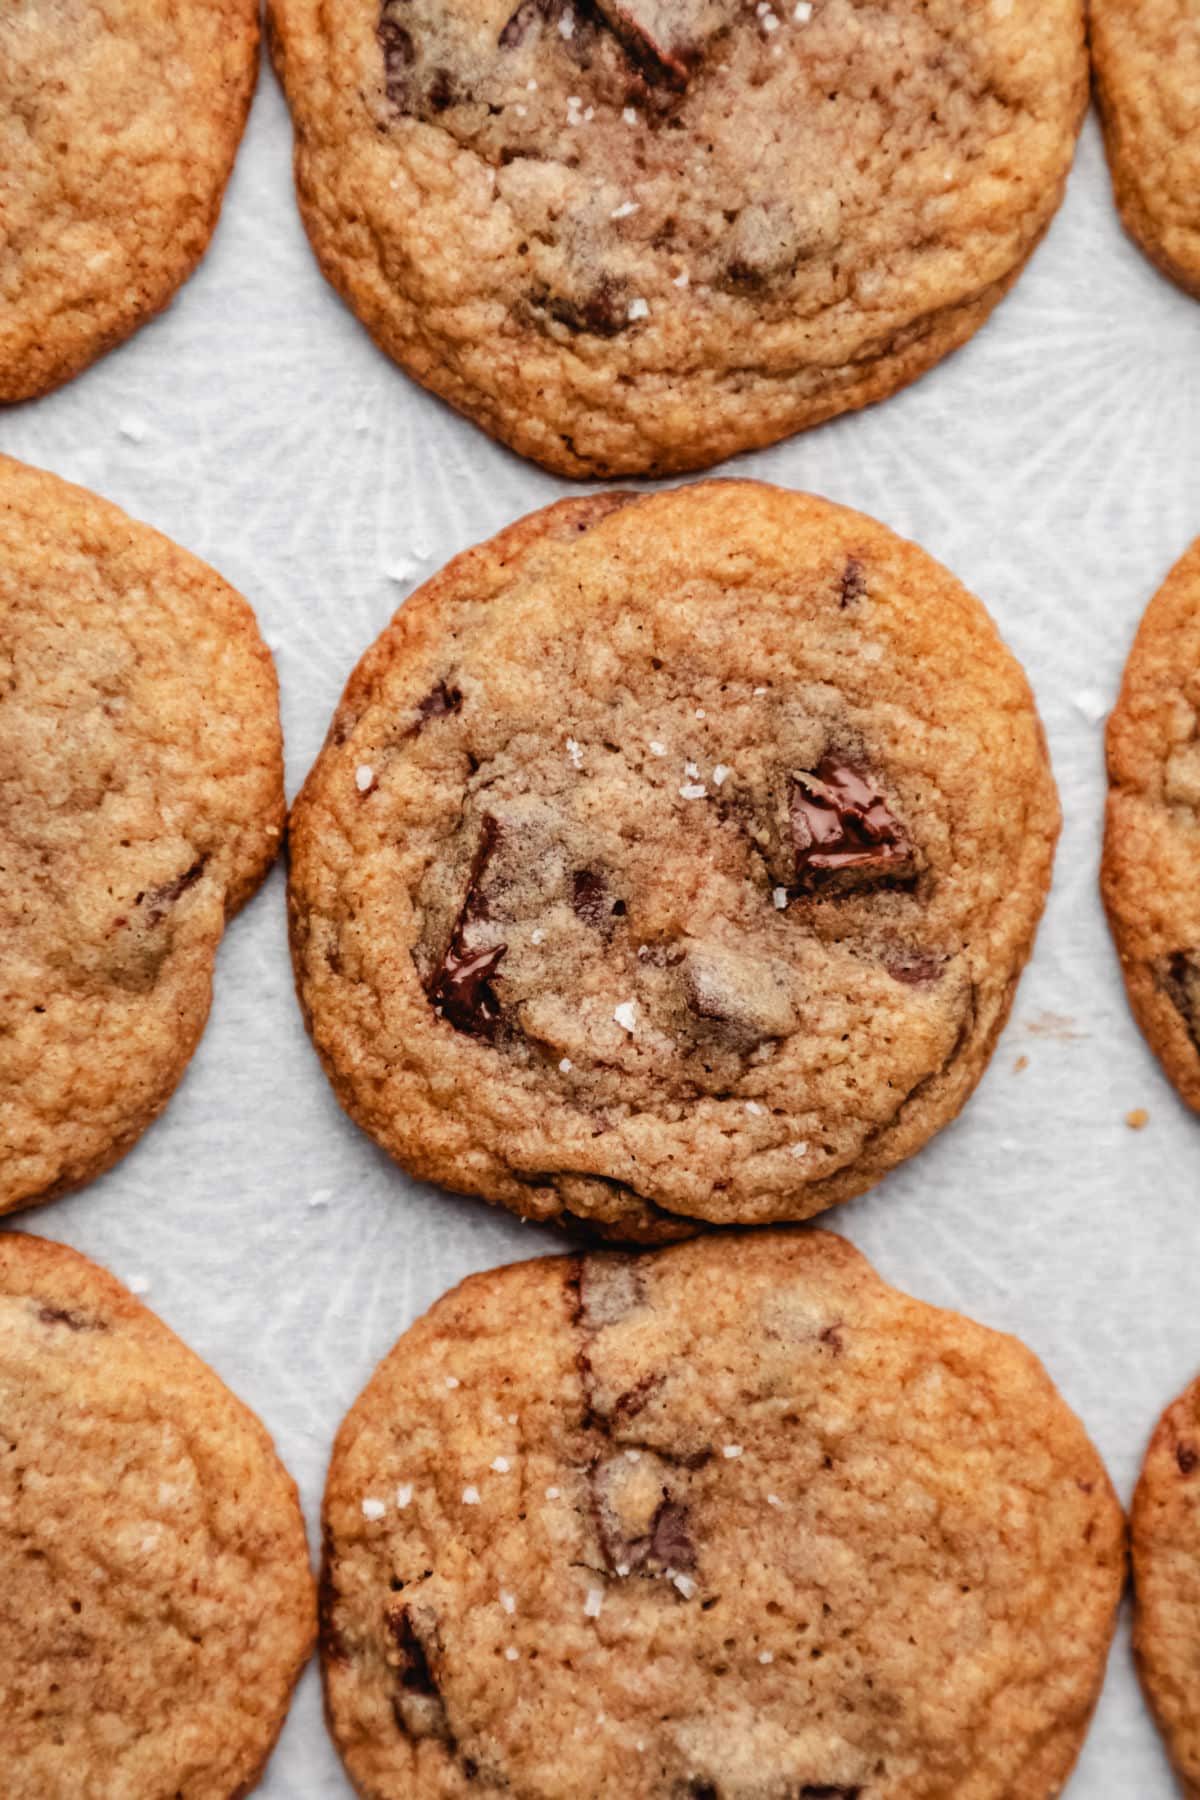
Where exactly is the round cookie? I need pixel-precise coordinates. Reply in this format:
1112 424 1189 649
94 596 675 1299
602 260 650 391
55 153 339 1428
268 0 1087 478
321 1230 1126 1800
1091 0 1200 299
288 481 1059 1242
1102 536 1200 1110
0 1231 316 1797
0 0 259 403
0 454 285 1214
1133 1371 1200 1798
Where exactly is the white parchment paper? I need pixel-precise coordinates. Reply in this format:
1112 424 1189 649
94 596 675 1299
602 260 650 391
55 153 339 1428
2 61 1199 1795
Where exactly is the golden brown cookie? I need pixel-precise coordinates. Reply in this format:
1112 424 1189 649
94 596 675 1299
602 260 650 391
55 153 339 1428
269 0 1087 477
1133 1371 1200 1799
1102 536 1200 1109
321 1230 1126 1800
0 1230 316 1798
0 0 260 402
0 454 285 1215
1091 0 1200 299
288 481 1059 1242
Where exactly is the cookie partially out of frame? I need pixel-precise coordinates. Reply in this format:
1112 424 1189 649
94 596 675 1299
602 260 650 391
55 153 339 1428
0 0 259 402
1102 536 1200 1109
269 0 1087 477
1091 0 1200 299
321 1230 1125 1800
0 455 285 1214
0 1231 316 1798
288 481 1059 1242
1133 1371 1200 1799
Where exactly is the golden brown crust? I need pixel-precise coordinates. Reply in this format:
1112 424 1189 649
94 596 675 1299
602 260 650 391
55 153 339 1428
1102 536 1200 1110
0 455 285 1215
288 481 1059 1240
269 0 1087 477
1090 0 1200 300
0 1231 317 1798
0 0 260 402
1132 1373 1200 1799
322 1230 1126 1799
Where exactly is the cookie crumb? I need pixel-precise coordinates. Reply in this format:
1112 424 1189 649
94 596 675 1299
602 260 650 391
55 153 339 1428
1012 1054 1029 1074
1126 1108 1149 1130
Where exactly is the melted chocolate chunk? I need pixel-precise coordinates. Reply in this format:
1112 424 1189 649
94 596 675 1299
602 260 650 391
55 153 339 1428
544 276 630 338
378 5 416 109
884 950 944 986
1178 1441 1198 1477
592 1466 697 1576
428 818 507 1037
137 857 207 924
37 1304 103 1333
499 0 553 46
789 761 916 895
386 1606 440 1694
572 868 624 931
649 1497 695 1568
1158 950 1200 1052
417 680 463 723
840 559 867 607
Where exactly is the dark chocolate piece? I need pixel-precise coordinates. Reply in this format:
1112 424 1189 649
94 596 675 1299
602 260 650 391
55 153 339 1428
1158 950 1200 1053
789 760 916 895
428 818 507 1037
136 857 206 924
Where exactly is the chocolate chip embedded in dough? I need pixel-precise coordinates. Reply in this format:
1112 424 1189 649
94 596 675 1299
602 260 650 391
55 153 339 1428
789 761 916 895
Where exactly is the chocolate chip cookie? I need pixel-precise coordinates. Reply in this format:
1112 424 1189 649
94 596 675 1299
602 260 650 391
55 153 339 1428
321 1230 1125 1799
1102 536 1200 1110
0 1230 316 1798
0 0 259 402
0 454 285 1214
268 0 1087 477
1133 1370 1200 1799
1091 0 1200 299
288 481 1059 1241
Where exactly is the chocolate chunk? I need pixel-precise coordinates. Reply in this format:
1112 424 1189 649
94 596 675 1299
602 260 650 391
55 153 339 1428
818 1321 844 1354
789 760 916 895
884 950 944 986
1178 1441 1198 1476
136 857 206 925
36 1304 103 1332
545 276 629 338
386 1606 440 1695
417 680 463 723
1158 950 1200 1052
377 5 416 109
840 558 867 607
592 1459 697 1576
572 868 622 930
592 0 732 85
428 818 507 1038
499 0 552 46
574 1253 646 1329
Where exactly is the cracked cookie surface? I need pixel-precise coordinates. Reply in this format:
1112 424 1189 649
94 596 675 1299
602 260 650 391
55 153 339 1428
1133 1371 1200 1800
268 0 1087 476
1091 0 1200 299
0 0 259 402
320 1230 1125 1799
1102 537 1200 1109
288 481 1058 1241
0 1231 316 1799
0 454 285 1215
